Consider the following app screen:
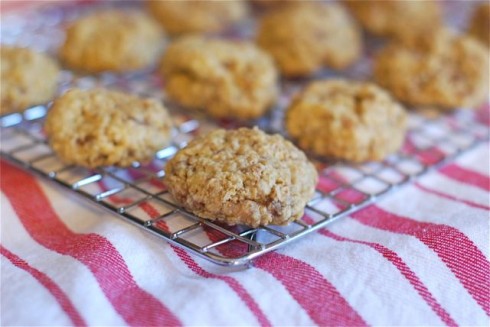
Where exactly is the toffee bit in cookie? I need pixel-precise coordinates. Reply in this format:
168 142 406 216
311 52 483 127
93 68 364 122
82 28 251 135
164 127 318 227
45 88 173 168
286 79 408 162
468 3 490 47
249 0 290 10
1 46 59 115
160 36 278 120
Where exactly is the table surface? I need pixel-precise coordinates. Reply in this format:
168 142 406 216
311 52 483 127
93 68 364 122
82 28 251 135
1 1 489 326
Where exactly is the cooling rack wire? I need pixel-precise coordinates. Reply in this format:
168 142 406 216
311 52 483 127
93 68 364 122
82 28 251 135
1 100 488 266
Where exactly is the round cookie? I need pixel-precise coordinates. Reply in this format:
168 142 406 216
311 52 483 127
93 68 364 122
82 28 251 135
164 127 318 227
160 36 278 120
469 3 490 46
60 10 164 73
45 88 173 168
286 80 408 162
256 2 362 77
1 46 59 115
374 29 489 109
146 0 247 36
343 0 443 40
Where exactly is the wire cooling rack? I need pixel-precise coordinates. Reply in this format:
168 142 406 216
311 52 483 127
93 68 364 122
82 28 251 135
1 0 489 266
1 103 488 266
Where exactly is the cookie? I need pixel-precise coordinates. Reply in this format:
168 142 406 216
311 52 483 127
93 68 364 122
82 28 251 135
256 2 362 77
146 0 247 36
1 46 59 115
60 10 164 73
343 0 442 40
469 3 490 46
160 36 278 119
374 29 489 109
164 127 318 227
286 80 407 162
45 88 173 168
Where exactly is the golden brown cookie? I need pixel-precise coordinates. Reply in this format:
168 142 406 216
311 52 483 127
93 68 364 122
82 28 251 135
286 80 407 162
469 3 490 46
146 0 247 36
343 0 443 40
256 2 362 77
374 29 489 109
160 36 278 119
45 88 173 168
165 127 318 227
1 46 59 115
60 10 164 73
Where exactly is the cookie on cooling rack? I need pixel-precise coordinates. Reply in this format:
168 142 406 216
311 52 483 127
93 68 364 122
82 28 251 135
343 0 443 40
256 2 362 77
1 46 59 115
60 10 164 73
160 36 278 120
285 79 408 162
146 0 247 36
374 28 489 110
164 127 318 227
45 88 173 168
469 3 490 46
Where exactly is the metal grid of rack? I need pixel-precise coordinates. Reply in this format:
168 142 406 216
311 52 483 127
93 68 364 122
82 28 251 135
1 104 488 266
1 0 489 267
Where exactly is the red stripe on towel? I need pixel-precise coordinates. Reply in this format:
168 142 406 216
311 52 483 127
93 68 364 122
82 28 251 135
0 245 87 326
0 160 182 327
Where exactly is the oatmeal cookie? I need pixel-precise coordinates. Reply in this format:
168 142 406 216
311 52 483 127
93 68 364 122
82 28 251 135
60 10 164 73
164 127 318 227
469 3 490 46
1 46 59 115
374 29 489 109
160 36 278 119
343 0 443 40
286 80 407 162
45 88 173 168
146 0 247 36
256 2 362 77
